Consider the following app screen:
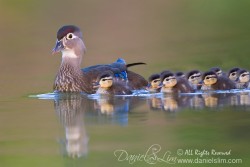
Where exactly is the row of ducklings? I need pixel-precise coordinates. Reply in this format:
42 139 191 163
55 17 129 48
147 67 250 93
94 67 249 95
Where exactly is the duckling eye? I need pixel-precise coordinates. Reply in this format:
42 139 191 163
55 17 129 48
164 78 170 82
205 76 211 80
242 74 249 77
190 76 195 79
231 72 236 76
66 33 73 40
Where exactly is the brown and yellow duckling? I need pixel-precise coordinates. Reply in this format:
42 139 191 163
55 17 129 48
160 72 194 93
235 69 250 89
186 70 202 90
147 74 161 93
95 71 132 95
210 67 225 77
201 71 236 91
175 71 186 78
227 67 241 82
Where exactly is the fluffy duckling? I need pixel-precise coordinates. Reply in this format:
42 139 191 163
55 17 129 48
175 71 186 78
160 72 194 93
236 69 250 89
95 71 132 95
210 67 225 77
186 70 202 90
201 71 236 91
228 67 241 82
147 74 162 93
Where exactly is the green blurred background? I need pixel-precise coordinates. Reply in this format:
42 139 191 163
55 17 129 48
1 0 250 167
1 0 250 97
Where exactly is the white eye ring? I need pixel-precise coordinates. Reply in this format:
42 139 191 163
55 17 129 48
66 33 74 40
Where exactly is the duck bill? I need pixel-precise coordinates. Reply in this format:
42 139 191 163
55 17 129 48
52 40 64 55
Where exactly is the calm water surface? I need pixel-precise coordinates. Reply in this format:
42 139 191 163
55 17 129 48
2 90 247 167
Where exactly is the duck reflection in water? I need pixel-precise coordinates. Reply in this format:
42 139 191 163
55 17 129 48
147 94 194 112
54 93 90 158
53 93 144 157
147 91 250 111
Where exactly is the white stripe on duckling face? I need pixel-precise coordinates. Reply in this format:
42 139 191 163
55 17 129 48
239 72 250 83
188 73 202 85
151 79 161 88
163 77 177 88
229 72 238 81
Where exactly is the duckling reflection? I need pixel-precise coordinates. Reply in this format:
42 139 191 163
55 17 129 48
94 95 130 115
201 93 236 108
54 93 91 158
238 92 250 106
189 95 205 109
202 93 219 108
147 94 197 111
93 95 145 125
161 94 179 111
147 96 163 111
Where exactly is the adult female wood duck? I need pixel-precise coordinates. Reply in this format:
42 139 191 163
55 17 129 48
52 25 147 93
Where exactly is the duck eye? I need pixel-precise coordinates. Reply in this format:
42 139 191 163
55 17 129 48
66 33 73 40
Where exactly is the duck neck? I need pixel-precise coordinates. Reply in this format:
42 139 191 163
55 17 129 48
161 87 173 93
61 50 83 72
96 87 110 94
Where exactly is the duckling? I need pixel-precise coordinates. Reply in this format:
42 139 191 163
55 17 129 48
201 71 236 91
210 67 225 77
228 67 241 82
95 71 132 95
236 69 250 89
175 71 186 78
160 70 172 76
160 72 194 93
147 74 161 93
186 70 202 90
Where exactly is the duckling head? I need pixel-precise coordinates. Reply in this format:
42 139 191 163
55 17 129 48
161 72 177 88
228 67 240 81
187 70 202 85
175 71 185 78
238 69 250 83
210 67 223 76
202 71 218 86
148 74 161 89
98 72 114 89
